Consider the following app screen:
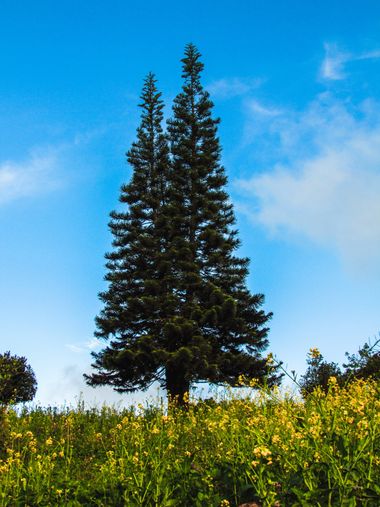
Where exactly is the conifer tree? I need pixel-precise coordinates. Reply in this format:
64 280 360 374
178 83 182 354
85 73 170 392
86 48 279 405
161 44 277 403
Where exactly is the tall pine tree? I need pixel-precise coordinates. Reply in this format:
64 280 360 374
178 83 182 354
86 47 279 405
161 44 276 403
85 73 170 392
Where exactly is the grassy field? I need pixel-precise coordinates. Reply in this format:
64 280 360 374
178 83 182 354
0 379 379 506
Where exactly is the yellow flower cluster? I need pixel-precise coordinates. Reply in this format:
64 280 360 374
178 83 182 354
0 378 378 506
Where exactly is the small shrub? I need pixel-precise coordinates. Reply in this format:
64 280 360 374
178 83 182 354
0 351 37 405
299 348 343 396
343 337 380 381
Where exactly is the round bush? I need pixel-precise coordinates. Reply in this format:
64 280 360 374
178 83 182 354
0 351 37 405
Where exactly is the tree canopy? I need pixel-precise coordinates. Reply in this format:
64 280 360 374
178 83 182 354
86 45 279 405
0 351 37 405
300 337 380 396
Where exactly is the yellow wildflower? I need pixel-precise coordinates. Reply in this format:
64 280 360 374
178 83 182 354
309 347 321 359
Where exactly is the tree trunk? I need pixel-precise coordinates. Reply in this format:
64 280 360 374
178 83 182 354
165 364 190 409
0 405 9 458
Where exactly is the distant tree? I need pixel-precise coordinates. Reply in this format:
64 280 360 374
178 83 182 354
299 348 343 396
86 47 279 406
343 336 380 381
0 351 37 405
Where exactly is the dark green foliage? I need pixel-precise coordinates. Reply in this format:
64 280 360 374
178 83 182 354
343 336 380 381
86 46 278 405
85 73 170 394
163 45 278 401
0 351 37 405
299 351 343 396
300 336 380 397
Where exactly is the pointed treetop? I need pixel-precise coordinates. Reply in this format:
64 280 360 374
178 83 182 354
181 43 204 79
139 72 162 111
132 72 166 141
142 72 157 96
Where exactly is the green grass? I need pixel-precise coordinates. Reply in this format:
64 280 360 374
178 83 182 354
0 379 379 506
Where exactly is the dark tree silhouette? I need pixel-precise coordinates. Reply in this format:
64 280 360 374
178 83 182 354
343 336 380 382
86 47 279 406
0 351 37 405
299 349 343 396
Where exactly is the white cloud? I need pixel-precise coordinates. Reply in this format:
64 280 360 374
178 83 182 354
235 95 380 271
359 49 380 60
320 43 350 80
0 148 61 205
207 77 262 99
248 99 282 117
0 127 107 206
320 43 380 81
65 338 101 354
73 126 109 146
36 363 163 408
39 364 128 408
85 337 102 350
65 344 85 354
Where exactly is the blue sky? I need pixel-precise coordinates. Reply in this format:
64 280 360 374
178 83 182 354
1 0 380 406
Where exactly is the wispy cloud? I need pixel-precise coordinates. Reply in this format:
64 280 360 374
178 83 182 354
73 126 110 146
0 127 109 206
0 148 61 205
235 95 380 271
359 49 380 60
248 99 283 117
320 43 350 80
65 338 101 354
320 43 380 81
207 77 262 99
65 344 85 354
